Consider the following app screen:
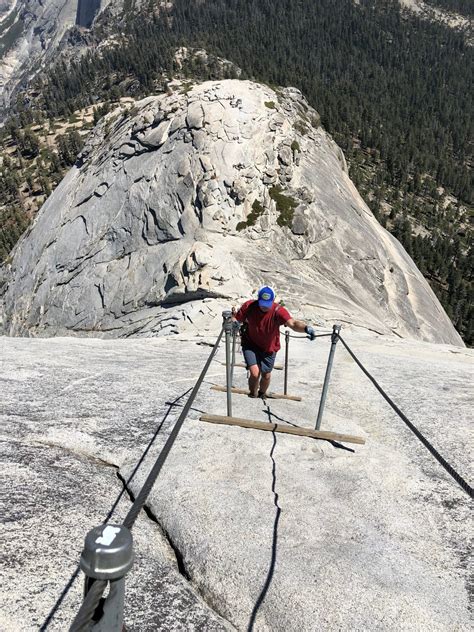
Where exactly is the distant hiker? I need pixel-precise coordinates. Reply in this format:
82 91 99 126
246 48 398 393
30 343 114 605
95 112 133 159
232 286 316 399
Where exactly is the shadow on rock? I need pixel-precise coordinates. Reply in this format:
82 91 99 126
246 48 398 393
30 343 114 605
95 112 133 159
247 406 282 631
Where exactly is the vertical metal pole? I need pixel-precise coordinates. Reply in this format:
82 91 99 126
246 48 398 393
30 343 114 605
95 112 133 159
231 328 237 387
78 524 134 631
315 324 341 430
222 310 233 418
284 330 290 395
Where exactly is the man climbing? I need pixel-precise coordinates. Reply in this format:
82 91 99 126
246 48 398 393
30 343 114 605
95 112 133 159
232 286 316 399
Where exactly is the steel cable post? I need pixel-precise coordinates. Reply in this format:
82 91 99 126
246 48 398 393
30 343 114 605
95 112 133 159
315 324 341 430
284 330 290 395
338 334 473 498
222 310 233 418
70 524 133 632
231 327 237 387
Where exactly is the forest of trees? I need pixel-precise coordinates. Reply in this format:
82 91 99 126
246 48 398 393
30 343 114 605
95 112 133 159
0 123 84 259
35 2 473 198
1 0 472 342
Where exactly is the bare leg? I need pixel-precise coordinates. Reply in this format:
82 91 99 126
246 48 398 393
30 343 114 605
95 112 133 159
248 364 260 397
259 371 271 395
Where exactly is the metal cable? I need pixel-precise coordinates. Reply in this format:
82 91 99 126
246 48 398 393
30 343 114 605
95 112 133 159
103 387 193 525
40 389 193 631
66 329 222 628
338 334 473 498
69 579 107 632
288 333 332 339
123 327 224 529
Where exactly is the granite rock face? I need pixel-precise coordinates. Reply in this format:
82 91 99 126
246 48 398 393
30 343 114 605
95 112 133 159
0 79 463 345
0 0 78 112
0 0 119 114
0 332 472 630
0 335 235 631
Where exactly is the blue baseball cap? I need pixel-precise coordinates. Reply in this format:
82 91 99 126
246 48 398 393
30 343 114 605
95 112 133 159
258 286 275 308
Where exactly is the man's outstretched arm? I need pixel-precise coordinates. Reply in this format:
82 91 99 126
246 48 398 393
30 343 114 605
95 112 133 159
285 318 316 339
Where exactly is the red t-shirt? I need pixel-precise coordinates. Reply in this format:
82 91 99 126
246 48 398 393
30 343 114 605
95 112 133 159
235 300 292 353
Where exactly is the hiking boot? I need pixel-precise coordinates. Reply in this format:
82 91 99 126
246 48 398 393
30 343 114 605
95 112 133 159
248 391 258 398
258 390 268 400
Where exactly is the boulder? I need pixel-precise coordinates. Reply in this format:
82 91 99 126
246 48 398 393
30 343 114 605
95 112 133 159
0 80 463 346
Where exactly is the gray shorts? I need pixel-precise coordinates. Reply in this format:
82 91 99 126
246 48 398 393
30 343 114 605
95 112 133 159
243 347 276 374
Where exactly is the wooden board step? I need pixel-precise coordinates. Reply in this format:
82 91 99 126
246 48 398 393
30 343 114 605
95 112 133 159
200 414 365 445
211 385 301 402
220 361 284 371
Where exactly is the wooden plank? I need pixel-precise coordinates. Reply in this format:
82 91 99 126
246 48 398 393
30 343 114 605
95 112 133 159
211 385 302 402
200 414 366 445
220 361 284 371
